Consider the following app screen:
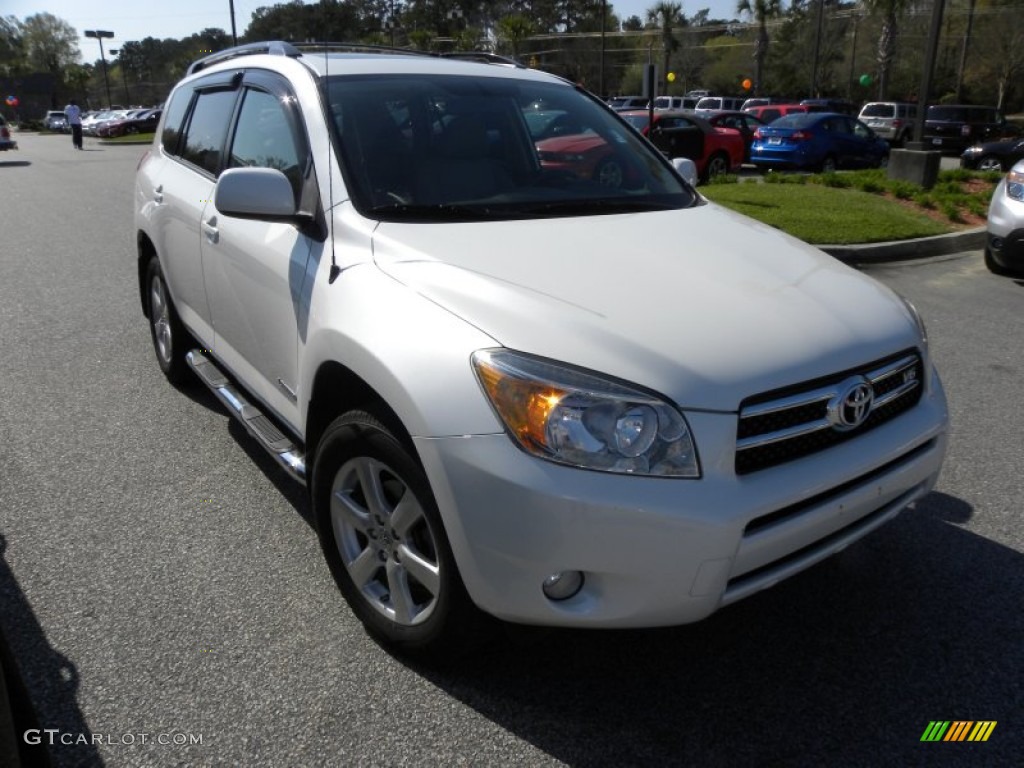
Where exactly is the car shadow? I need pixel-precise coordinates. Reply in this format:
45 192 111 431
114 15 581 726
398 491 1021 765
0 160 31 167
0 535 103 767
170 379 314 530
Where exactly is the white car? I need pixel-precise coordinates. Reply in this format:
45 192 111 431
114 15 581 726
135 42 948 653
985 159 1024 275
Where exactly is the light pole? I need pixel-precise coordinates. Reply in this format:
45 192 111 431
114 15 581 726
84 30 114 108
108 49 132 106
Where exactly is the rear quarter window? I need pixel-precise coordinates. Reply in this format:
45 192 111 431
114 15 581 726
161 87 193 155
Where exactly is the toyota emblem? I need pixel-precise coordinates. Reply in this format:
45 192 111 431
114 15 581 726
827 377 874 431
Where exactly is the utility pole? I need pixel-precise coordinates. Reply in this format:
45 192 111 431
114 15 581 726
84 30 114 108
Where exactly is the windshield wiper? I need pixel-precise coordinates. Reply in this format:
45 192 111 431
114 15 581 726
516 198 680 216
367 202 504 220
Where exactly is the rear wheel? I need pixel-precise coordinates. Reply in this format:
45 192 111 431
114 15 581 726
593 157 624 188
976 155 1003 172
820 155 838 173
145 256 192 384
702 152 729 183
313 410 488 655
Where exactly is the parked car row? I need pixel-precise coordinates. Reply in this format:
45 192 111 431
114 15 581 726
76 107 162 138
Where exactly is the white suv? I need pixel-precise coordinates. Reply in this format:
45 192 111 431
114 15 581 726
135 42 948 653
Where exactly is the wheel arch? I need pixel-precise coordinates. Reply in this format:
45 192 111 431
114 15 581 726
137 231 157 318
305 360 416 473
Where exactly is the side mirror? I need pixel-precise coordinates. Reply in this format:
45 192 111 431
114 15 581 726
672 157 698 187
215 167 299 220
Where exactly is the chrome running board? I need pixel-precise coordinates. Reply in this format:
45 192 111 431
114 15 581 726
186 350 307 486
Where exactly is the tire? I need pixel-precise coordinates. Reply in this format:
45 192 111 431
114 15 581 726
145 255 192 384
313 410 487 655
984 246 1010 276
976 155 1003 172
593 157 624 188
702 152 729 183
820 155 838 173
878 152 889 169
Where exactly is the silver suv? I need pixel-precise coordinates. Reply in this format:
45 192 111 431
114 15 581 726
858 102 918 147
135 42 947 654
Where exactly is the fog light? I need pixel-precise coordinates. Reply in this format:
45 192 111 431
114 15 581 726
542 570 584 601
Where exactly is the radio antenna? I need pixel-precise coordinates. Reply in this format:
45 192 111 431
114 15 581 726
322 33 341 284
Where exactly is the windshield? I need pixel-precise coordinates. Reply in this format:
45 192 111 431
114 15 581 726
325 75 694 221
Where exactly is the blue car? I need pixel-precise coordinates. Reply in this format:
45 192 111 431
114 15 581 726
750 112 889 172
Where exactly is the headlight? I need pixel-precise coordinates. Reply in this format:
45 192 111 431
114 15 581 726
1006 169 1024 202
472 349 700 477
899 295 929 361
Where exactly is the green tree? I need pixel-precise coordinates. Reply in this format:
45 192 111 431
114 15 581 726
0 16 25 77
735 0 782 96
22 13 79 79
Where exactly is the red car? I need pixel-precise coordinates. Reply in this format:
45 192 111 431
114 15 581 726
618 110 744 182
535 129 640 188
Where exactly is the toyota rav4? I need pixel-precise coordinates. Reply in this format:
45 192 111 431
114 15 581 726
135 42 948 653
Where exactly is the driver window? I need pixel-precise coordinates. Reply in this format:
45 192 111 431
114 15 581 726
228 88 305 200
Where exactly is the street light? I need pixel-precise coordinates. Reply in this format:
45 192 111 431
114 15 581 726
108 49 131 106
84 30 114 108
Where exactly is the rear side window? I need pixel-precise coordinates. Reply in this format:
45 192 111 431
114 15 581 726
180 89 237 175
928 106 966 122
161 87 193 154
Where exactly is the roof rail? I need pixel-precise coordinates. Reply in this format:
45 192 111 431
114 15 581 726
438 51 526 69
187 41 301 75
185 41 524 78
289 41 429 57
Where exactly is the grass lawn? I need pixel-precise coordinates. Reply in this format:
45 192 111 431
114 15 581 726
701 182 953 245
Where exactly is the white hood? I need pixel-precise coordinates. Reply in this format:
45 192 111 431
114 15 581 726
372 203 919 411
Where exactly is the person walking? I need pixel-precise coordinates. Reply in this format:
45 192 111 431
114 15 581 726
64 99 83 149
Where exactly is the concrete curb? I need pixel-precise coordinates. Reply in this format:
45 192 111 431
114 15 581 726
818 227 986 264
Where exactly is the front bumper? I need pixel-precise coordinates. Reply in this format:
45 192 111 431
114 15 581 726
987 230 1024 271
415 369 948 628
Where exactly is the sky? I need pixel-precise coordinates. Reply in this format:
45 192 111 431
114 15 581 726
6 0 742 64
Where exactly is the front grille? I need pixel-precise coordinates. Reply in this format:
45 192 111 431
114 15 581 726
735 350 924 475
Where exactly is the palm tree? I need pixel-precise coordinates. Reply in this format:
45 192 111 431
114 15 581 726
646 2 685 95
736 0 782 97
860 0 909 100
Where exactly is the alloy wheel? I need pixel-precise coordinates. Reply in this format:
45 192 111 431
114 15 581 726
330 456 441 626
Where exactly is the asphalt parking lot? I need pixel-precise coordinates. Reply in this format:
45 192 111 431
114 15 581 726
1 132 1021 767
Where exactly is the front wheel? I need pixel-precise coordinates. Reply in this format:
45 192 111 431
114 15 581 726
984 246 1011 276
313 411 487 654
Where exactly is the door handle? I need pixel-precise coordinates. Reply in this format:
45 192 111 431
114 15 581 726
202 216 219 243
153 184 163 204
